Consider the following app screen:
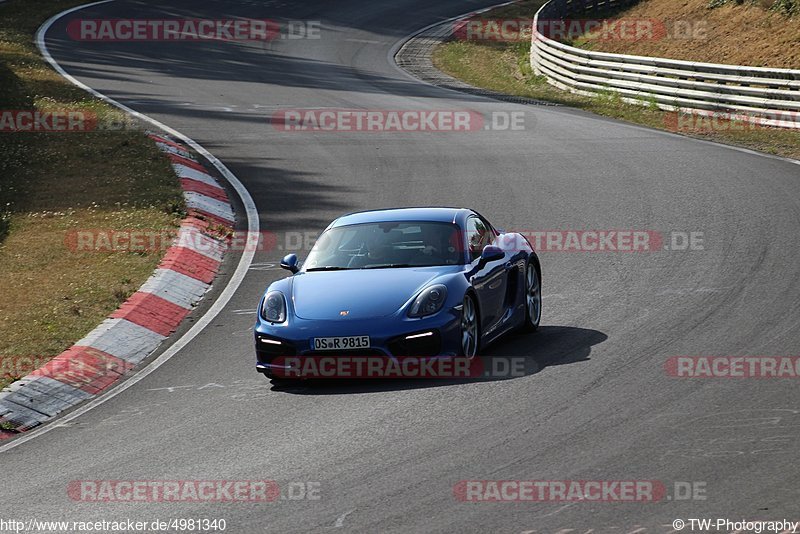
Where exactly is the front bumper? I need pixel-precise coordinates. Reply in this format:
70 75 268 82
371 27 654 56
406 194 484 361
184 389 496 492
254 307 462 372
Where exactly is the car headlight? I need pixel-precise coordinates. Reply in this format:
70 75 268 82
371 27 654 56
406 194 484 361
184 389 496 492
261 291 287 323
408 284 447 318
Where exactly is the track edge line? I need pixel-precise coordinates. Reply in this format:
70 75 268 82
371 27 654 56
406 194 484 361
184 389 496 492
0 0 259 453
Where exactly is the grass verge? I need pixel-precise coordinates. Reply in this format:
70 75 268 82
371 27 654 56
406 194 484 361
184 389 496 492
432 0 800 160
0 0 185 390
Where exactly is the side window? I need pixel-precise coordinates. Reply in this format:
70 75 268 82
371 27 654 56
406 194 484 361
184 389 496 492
466 216 491 262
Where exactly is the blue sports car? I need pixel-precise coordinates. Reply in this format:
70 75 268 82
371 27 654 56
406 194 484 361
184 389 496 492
254 207 541 378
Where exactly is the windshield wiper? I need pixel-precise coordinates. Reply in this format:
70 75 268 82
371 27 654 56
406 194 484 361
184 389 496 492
362 264 415 269
305 266 351 272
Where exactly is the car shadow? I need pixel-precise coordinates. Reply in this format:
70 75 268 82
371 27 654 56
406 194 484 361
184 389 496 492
269 325 607 395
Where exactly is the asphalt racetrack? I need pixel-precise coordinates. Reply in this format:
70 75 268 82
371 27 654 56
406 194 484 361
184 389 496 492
1 0 799 532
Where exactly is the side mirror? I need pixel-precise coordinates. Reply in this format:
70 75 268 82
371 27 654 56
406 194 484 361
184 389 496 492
480 245 504 263
280 253 299 274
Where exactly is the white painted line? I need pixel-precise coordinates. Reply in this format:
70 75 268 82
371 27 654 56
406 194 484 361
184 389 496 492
529 502 578 519
345 38 383 44
248 262 278 271
334 509 356 528
0 0 259 452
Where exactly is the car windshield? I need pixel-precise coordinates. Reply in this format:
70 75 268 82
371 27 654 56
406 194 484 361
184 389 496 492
303 221 464 271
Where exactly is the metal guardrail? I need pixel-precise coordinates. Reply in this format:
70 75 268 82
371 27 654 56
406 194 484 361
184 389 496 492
529 0 800 128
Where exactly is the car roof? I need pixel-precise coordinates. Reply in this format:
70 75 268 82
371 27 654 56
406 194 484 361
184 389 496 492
330 207 474 228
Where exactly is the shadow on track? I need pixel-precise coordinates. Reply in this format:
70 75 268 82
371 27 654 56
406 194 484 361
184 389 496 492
269 325 607 395
43 0 502 107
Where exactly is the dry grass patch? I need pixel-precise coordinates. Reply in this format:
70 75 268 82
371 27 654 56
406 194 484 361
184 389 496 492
572 0 800 68
0 0 185 389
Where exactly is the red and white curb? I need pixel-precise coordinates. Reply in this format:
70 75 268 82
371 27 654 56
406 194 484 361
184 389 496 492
0 133 234 437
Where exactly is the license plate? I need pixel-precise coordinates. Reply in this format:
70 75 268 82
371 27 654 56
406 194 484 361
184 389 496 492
312 335 370 351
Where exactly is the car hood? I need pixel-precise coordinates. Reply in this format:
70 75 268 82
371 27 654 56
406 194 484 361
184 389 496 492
291 268 452 320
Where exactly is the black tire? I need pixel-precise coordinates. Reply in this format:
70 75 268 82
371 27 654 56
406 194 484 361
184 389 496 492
522 260 542 332
460 293 480 358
